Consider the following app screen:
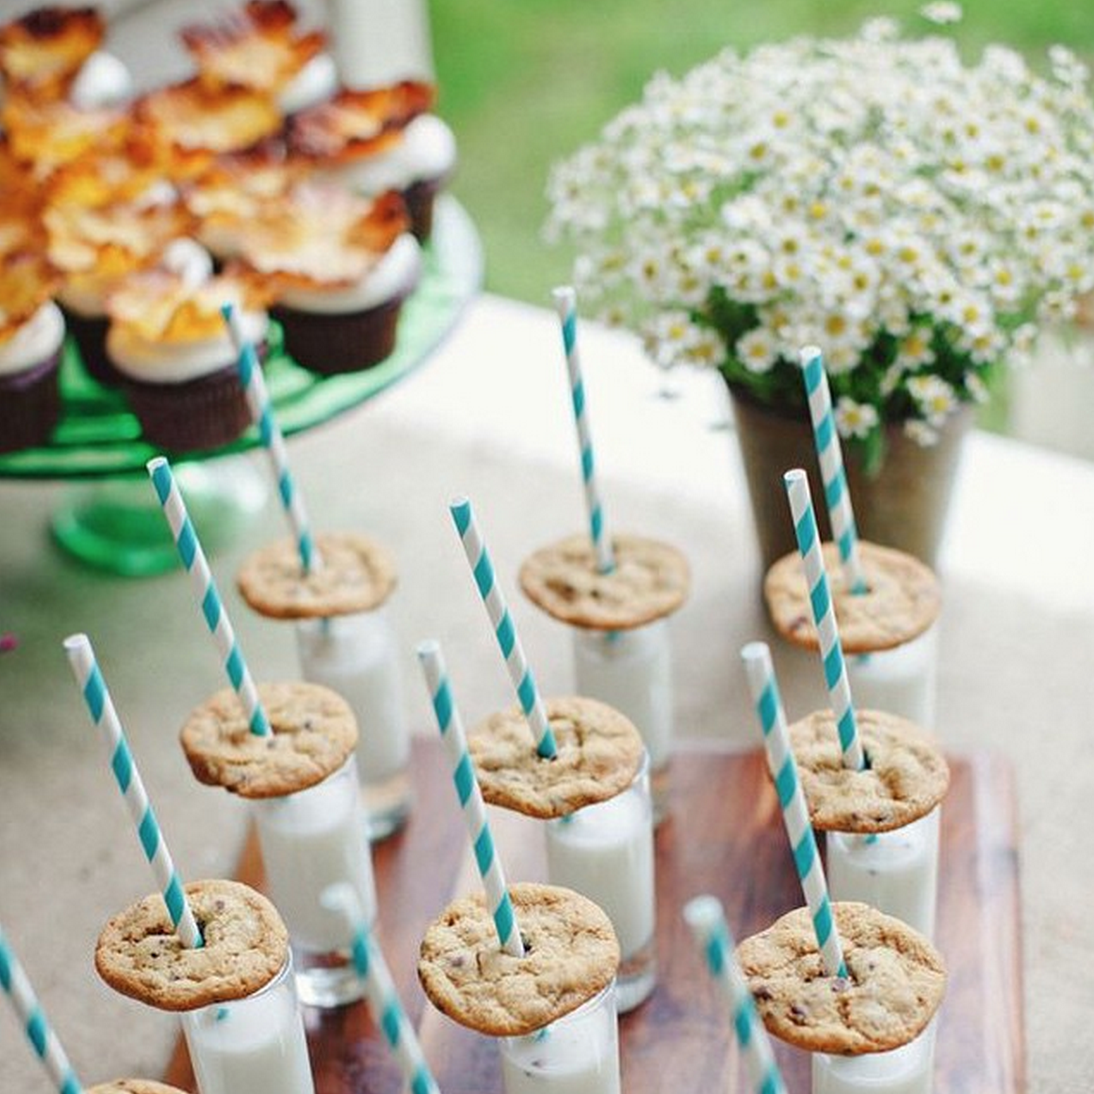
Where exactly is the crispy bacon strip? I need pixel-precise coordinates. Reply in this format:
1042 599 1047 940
0 6 104 102
180 1 324 94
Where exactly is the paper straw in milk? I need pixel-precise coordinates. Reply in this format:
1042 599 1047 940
221 304 320 575
741 641 846 977
800 346 866 593
0 925 83 1094
417 640 524 957
148 456 271 737
783 468 864 772
64 633 203 948
323 884 442 1094
552 286 613 574
449 496 557 759
683 896 787 1094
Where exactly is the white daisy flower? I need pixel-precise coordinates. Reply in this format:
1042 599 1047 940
835 397 880 439
736 327 779 374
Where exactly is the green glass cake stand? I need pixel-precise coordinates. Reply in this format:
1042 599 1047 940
0 197 483 575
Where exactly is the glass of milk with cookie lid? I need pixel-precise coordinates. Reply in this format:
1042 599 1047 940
236 531 412 840
94 879 315 1094
179 681 378 1008
764 541 941 729
736 901 947 1094
787 709 950 940
519 534 690 822
418 882 622 1094
469 696 656 1013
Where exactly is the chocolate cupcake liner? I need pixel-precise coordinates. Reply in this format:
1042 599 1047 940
403 177 444 243
62 309 125 388
274 294 406 376
0 346 63 455
122 361 252 454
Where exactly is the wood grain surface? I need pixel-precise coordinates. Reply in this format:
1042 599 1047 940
166 741 1023 1094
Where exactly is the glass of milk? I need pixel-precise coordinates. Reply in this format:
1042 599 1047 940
181 958 315 1094
812 1019 938 1094
295 607 412 840
572 621 673 822
500 981 621 1094
846 624 939 730
252 756 378 1008
825 807 941 940
323 0 434 87
544 753 656 1013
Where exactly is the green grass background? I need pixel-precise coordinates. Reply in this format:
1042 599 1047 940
432 0 1094 306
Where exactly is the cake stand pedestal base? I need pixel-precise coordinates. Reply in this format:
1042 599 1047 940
51 456 268 576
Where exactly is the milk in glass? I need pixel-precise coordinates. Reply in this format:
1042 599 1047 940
847 626 939 729
572 620 672 816
545 757 655 1012
295 608 411 839
182 960 314 1094
826 808 940 940
253 756 377 1006
812 1022 937 1094
500 983 621 1094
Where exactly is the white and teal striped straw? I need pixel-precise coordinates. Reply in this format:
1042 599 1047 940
417 640 524 957
221 304 320 575
322 884 442 1094
800 346 866 593
64 634 204 949
683 896 787 1094
0 925 83 1094
741 642 847 977
449 496 557 759
148 456 271 737
552 286 613 575
783 468 865 772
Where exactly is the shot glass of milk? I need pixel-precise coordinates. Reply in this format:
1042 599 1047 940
181 959 315 1094
764 540 942 730
324 0 434 87
253 755 378 1008
500 981 621 1094
846 624 939 730
236 533 412 841
812 1020 938 1094
518 533 691 824
572 620 673 819
545 753 656 1013
295 607 412 840
826 808 941 940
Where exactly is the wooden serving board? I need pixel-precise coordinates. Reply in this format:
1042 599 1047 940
166 742 1024 1094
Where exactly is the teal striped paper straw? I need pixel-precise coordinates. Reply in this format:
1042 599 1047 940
800 346 866 593
741 641 846 977
64 634 204 949
417 640 524 957
683 896 787 1094
148 456 271 737
783 468 865 772
322 884 442 1094
449 496 557 759
552 286 613 575
222 304 320 575
0 924 83 1094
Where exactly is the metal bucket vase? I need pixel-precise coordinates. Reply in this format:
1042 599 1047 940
726 382 972 569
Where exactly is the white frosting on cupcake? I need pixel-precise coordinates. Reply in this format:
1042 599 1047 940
108 308 267 384
335 115 456 194
70 51 134 110
279 53 338 116
0 303 65 377
276 232 421 314
60 239 213 318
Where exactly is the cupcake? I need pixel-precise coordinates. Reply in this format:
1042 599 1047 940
238 183 420 374
0 6 105 105
0 252 65 455
288 81 456 241
105 268 270 452
45 194 196 385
